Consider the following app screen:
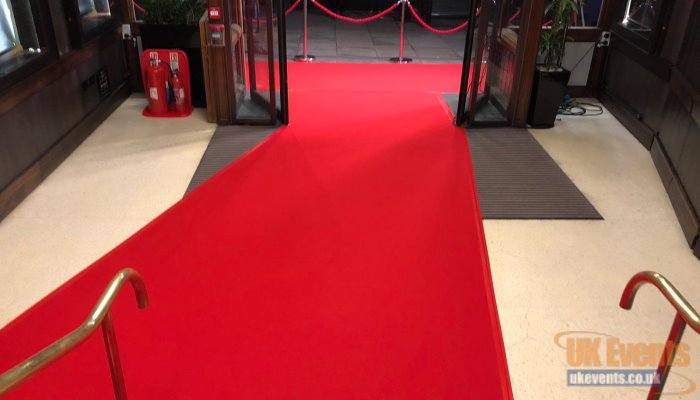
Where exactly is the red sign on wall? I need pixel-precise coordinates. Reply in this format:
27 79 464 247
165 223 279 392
209 7 221 19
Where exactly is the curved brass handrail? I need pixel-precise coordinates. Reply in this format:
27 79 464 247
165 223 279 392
620 271 699 400
620 271 700 333
0 268 148 398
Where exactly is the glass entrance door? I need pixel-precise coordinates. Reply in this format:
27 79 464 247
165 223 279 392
456 0 519 126
235 0 289 124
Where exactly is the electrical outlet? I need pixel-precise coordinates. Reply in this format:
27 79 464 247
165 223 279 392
122 24 132 39
598 31 611 47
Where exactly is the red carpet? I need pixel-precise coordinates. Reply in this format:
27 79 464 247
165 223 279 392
0 64 512 399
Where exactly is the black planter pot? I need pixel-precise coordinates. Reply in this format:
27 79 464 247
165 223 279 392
140 24 206 108
527 66 571 128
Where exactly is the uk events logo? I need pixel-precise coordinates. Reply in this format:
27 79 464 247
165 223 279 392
554 331 696 395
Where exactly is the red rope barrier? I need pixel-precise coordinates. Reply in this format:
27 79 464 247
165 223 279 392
508 7 520 25
406 1 471 34
248 0 302 24
285 0 302 16
311 0 400 24
133 1 145 13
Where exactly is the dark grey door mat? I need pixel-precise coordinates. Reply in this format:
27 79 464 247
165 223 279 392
185 125 279 194
187 119 599 219
467 128 602 219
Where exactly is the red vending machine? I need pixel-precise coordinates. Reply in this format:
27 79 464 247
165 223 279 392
141 49 194 117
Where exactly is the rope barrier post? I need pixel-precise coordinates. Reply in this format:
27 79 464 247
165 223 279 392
390 0 411 63
294 0 315 62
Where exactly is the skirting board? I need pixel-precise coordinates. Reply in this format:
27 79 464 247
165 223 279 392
650 139 700 253
600 93 656 150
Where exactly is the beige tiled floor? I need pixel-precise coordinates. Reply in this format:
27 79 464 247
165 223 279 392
0 95 698 399
490 110 700 399
0 96 216 329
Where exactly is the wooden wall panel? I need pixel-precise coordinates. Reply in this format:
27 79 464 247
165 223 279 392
677 0 700 91
0 26 129 220
602 45 668 134
0 39 127 192
602 0 700 257
508 0 545 126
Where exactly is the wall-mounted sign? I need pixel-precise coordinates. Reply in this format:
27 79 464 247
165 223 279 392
209 7 221 19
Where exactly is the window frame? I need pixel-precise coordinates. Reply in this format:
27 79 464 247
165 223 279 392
0 0 57 94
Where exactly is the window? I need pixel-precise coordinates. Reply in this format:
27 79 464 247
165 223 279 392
0 0 44 79
574 0 603 27
77 0 114 34
622 0 659 37
1 0 20 55
612 0 670 53
64 0 120 47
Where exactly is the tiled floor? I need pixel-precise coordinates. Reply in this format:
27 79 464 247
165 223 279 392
284 9 467 63
1 94 699 399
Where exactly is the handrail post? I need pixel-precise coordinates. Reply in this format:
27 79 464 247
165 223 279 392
648 313 686 400
390 0 411 63
619 271 700 400
294 0 315 61
0 269 147 398
102 311 128 400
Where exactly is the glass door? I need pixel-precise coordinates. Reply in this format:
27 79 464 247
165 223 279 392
236 0 288 124
456 0 516 126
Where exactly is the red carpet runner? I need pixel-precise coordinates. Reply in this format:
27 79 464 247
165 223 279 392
0 63 513 399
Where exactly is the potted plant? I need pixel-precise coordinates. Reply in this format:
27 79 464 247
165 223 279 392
139 0 207 107
527 0 578 127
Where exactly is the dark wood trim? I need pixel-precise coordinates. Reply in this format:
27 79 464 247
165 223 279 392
659 0 693 63
199 14 217 123
509 0 545 126
600 92 655 149
610 37 671 81
123 36 143 92
579 0 613 97
568 28 602 42
694 238 700 259
0 33 119 115
586 42 607 97
0 82 130 222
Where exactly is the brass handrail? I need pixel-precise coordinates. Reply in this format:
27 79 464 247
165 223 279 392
0 268 148 399
620 271 700 400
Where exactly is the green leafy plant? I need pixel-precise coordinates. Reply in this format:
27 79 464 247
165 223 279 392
538 0 579 68
140 0 205 25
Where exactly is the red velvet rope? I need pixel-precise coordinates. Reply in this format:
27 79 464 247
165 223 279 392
248 0 302 24
508 7 520 24
133 1 145 13
285 0 303 16
406 1 471 34
311 0 400 24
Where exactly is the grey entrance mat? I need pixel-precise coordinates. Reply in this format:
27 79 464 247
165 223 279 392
187 120 599 219
468 128 602 219
185 125 278 194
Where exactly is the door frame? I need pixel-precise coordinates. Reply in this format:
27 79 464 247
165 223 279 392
456 0 546 127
